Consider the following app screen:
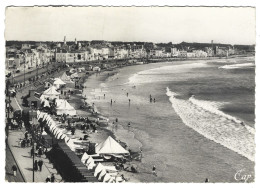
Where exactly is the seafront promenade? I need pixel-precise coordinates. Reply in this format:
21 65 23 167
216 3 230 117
6 95 63 182
7 128 62 182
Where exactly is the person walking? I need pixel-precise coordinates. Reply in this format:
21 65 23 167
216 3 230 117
38 146 43 157
30 147 34 157
11 164 17 177
34 160 38 171
51 173 55 182
38 159 43 172
152 165 157 176
24 131 28 140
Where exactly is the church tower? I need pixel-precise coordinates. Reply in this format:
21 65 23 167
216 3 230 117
64 36 66 45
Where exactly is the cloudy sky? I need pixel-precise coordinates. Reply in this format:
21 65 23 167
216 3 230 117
5 6 255 45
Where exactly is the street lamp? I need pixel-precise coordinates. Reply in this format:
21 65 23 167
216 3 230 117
29 110 38 182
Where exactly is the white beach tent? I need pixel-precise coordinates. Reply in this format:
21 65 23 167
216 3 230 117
97 169 107 181
95 136 129 155
94 163 104 177
103 174 112 182
56 100 76 116
42 86 60 100
81 152 90 164
60 72 73 83
53 78 66 89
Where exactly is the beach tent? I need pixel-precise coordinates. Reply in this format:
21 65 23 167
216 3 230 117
56 100 76 116
55 99 66 107
95 136 129 155
42 86 60 100
97 169 107 181
60 72 73 83
81 152 90 164
94 163 104 177
103 174 112 182
53 78 66 89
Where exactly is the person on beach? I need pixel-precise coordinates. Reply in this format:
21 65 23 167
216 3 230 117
12 164 17 177
129 99 131 104
152 165 157 176
128 122 131 127
38 159 43 172
51 173 55 182
46 176 51 183
154 98 156 103
104 94 106 99
116 118 118 123
111 99 113 105
127 92 129 97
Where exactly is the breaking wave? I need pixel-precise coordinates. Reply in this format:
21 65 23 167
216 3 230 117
219 63 254 69
166 87 255 161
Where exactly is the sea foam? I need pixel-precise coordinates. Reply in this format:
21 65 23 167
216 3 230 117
166 87 255 161
219 63 254 69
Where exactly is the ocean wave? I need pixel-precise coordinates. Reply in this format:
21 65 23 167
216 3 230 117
166 87 255 161
128 62 207 85
219 63 255 69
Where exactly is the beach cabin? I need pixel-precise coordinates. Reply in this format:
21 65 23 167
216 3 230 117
26 90 41 109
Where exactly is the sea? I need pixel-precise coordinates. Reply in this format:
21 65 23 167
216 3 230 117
83 57 255 182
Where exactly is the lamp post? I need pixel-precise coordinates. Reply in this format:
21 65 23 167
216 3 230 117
29 110 38 182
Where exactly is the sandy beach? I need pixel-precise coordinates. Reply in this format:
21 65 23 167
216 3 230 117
80 58 255 183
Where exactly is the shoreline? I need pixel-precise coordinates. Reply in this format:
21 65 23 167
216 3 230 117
11 56 255 182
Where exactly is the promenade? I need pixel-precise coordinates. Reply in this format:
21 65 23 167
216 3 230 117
7 129 62 182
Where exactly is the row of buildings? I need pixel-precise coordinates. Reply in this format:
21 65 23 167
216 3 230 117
6 37 237 70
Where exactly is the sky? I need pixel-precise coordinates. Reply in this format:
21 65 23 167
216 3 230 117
5 6 256 45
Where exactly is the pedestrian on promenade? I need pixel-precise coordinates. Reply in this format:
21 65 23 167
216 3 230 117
25 131 28 140
38 146 43 157
12 164 17 177
38 159 43 172
152 165 157 176
51 173 55 182
30 147 34 157
34 160 38 171
205 178 209 183
27 138 31 147
46 176 51 183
